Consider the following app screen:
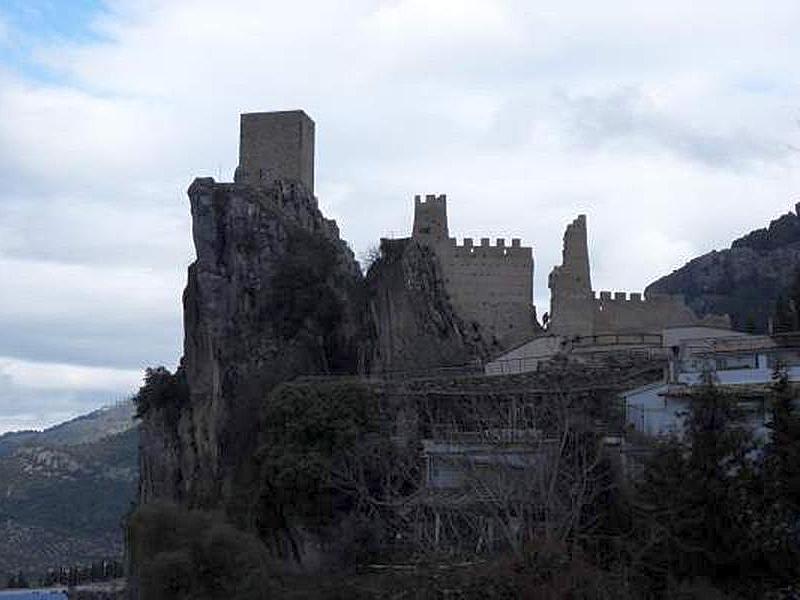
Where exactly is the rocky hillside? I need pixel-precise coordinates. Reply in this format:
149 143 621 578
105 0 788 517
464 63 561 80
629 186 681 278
0 405 138 577
136 177 489 520
646 203 800 332
0 402 135 458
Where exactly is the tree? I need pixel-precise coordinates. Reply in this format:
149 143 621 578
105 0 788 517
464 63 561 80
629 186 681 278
765 364 800 511
631 379 767 594
773 269 800 334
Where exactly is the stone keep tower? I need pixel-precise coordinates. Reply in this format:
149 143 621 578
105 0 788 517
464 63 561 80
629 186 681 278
412 194 449 241
235 110 315 192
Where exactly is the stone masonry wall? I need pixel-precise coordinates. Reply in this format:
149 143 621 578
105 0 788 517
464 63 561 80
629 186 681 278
549 214 730 337
411 194 539 348
235 110 315 193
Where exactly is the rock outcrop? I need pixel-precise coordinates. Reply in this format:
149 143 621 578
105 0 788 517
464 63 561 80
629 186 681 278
138 178 486 509
139 178 365 507
647 204 800 332
366 238 489 374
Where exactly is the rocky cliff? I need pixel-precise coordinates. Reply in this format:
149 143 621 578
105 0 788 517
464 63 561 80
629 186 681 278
137 179 485 510
366 238 489 374
139 179 365 507
646 204 800 332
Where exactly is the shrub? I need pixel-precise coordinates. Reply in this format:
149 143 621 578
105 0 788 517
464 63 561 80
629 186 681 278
129 502 280 600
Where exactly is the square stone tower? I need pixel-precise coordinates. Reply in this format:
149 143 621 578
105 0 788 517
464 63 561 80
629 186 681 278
235 110 315 192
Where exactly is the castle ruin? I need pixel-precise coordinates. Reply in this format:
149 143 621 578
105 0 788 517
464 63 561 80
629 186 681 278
411 194 539 348
547 214 731 338
228 109 728 353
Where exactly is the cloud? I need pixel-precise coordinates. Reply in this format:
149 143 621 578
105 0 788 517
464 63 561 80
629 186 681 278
0 356 141 434
559 88 795 169
1 0 800 429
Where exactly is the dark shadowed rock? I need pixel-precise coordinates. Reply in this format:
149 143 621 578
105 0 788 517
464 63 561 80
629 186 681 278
138 178 365 507
646 204 800 332
366 238 489 374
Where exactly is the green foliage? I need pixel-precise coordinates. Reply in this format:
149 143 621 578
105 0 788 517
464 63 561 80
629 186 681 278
254 381 383 523
133 366 188 418
631 379 799 596
765 365 800 510
773 269 800 333
267 228 344 343
129 502 279 600
248 381 410 563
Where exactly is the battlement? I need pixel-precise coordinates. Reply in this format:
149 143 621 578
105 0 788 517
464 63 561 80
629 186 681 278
449 237 529 259
412 193 449 240
415 193 447 206
594 291 647 303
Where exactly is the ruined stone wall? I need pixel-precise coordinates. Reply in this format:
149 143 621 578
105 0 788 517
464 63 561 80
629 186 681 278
438 237 536 346
411 194 539 348
548 215 595 337
548 214 730 337
236 110 315 192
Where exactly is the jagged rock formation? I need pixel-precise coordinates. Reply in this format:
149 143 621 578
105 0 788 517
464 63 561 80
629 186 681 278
647 204 800 332
366 238 490 374
138 113 496 509
139 177 365 506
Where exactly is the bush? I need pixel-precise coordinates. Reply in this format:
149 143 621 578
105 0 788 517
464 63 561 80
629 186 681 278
133 367 188 418
129 502 280 600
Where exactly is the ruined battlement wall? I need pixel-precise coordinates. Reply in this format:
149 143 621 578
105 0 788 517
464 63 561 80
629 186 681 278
549 214 731 337
410 193 538 347
593 290 727 334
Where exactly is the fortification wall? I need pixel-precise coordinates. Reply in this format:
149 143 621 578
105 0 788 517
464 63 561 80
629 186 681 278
592 291 729 334
410 194 538 347
438 237 536 347
548 214 732 338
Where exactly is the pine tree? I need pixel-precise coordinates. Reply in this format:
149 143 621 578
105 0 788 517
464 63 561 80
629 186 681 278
765 364 800 511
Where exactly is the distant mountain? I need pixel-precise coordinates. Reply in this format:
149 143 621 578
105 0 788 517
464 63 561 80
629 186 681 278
647 204 800 332
0 402 135 458
0 402 138 578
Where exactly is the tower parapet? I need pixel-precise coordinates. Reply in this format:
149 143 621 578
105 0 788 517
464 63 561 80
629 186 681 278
412 194 449 240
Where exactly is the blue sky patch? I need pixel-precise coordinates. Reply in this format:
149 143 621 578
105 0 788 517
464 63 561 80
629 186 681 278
0 0 106 82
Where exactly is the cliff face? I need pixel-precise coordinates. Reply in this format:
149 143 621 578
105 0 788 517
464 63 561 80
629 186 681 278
138 180 486 508
646 204 800 332
366 238 489 374
139 178 365 506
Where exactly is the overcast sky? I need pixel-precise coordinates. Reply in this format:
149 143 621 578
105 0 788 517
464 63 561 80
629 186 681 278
0 0 799 433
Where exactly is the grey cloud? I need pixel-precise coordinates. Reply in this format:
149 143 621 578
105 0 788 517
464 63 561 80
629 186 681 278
560 89 795 169
0 375 128 434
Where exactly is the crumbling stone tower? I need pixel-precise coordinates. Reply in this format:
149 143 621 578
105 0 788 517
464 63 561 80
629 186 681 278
548 215 595 337
548 215 730 337
234 110 315 192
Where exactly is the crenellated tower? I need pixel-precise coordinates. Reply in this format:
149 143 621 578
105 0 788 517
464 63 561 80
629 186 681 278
412 194 449 241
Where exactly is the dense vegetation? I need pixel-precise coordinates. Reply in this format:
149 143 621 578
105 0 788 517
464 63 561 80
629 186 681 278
127 365 800 598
